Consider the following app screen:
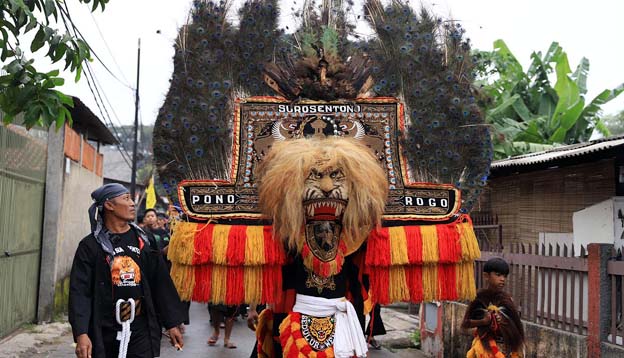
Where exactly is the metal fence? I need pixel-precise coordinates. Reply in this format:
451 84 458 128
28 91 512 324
476 242 589 335
0 124 47 337
472 214 503 250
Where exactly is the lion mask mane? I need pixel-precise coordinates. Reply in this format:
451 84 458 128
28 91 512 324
258 137 388 253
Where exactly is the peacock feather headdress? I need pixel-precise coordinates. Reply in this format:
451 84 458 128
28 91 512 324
153 0 492 213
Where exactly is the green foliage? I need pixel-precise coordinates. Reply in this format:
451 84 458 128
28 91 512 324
410 329 420 347
602 110 624 136
0 0 109 129
476 40 624 159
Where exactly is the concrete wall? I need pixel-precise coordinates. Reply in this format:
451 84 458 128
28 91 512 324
602 342 624 358
442 302 591 358
52 159 102 316
57 159 102 278
38 127 107 322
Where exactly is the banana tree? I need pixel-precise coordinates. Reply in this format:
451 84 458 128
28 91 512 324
475 40 624 159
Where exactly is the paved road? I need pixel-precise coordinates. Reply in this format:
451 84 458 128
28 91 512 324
19 303 420 358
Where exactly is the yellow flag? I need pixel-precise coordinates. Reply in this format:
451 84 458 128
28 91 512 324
146 176 156 209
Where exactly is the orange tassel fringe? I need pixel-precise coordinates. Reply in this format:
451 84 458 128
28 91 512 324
169 216 480 305
169 222 285 304
366 216 480 304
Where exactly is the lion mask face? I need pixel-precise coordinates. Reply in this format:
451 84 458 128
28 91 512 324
303 162 349 217
258 137 388 253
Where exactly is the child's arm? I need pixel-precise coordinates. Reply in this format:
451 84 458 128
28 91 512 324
463 313 491 328
460 310 492 335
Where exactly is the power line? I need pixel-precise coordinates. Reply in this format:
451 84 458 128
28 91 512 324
86 62 133 150
83 62 133 168
88 62 133 138
58 2 134 90
57 6 133 168
58 3 138 156
88 10 132 86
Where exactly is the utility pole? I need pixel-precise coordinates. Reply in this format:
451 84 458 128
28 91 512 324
130 38 141 201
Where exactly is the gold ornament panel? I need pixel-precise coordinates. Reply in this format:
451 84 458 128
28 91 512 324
178 97 460 222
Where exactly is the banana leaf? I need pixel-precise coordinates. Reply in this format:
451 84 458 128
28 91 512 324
515 116 548 143
572 57 589 95
493 39 525 80
549 53 581 134
594 119 611 138
579 83 624 120
549 99 585 143
568 82 624 141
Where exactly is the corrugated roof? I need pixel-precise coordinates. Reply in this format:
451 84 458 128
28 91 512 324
492 135 624 169
102 148 132 183
69 97 118 145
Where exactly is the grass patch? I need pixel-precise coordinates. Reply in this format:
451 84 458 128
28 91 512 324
21 323 39 333
411 330 421 347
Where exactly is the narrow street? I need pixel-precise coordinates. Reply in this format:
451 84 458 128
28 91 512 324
2 303 423 358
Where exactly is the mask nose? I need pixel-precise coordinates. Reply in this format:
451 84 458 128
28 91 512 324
320 177 334 196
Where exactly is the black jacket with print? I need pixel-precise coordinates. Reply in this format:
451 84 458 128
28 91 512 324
68 228 183 357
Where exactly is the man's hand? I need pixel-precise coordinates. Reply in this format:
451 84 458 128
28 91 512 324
167 326 184 350
247 308 259 331
75 334 92 358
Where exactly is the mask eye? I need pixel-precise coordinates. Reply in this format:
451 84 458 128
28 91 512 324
330 170 341 179
309 169 322 179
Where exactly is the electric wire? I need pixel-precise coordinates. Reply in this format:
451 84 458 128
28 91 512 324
88 10 132 86
83 62 133 168
57 6 133 169
87 62 133 140
58 2 134 90
85 62 133 157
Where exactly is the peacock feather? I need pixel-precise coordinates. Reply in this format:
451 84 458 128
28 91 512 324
364 0 492 212
153 0 492 211
153 0 282 199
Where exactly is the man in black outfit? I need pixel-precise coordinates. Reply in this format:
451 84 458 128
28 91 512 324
69 183 184 358
143 208 190 332
142 209 170 253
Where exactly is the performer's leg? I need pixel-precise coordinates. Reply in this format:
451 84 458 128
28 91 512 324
223 317 237 348
223 305 238 348
208 306 222 345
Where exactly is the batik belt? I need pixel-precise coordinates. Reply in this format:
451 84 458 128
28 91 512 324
292 294 367 358
116 298 142 321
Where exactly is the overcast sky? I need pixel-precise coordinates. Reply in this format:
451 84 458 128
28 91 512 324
58 0 624 127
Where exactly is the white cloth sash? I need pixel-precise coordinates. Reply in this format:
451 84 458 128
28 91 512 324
292 294 368 358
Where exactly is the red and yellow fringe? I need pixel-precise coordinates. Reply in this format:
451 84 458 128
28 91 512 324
466 337 521 358
168 216 480 305
168 222 286 304
302 240 347 278
279 312 334 358
366 216 480 304
257 309 275 358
